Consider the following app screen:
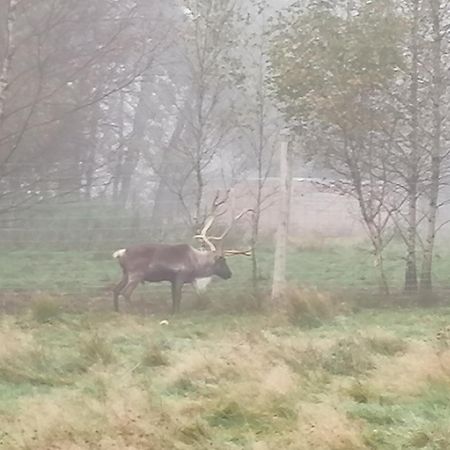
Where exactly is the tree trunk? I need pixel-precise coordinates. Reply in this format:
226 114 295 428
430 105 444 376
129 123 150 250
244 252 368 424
251 180 262 298
120 71 154 207
0 0 18 122
112 92 126 204
420 0 442 296
83 106 100 201
404 0 420 293
251 33 270 301
151 99 189 233
373 235 390 296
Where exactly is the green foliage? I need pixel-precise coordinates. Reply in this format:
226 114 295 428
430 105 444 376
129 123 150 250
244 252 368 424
269 0 406 128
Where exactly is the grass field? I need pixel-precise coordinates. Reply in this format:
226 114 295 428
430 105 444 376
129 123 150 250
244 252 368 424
0 308 450 449
2 240 450 295
0 242 450 449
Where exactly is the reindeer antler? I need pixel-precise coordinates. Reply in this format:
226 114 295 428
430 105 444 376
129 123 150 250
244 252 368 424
207 208 254 242
224 249 252 257
194 191 254 255
195 215 216 251
194 190 230 251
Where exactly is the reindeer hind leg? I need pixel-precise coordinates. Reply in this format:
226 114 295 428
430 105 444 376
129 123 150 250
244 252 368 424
171 279 183 314
113 273 128 312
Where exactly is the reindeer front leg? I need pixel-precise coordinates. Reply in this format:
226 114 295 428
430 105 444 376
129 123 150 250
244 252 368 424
171 279 183 314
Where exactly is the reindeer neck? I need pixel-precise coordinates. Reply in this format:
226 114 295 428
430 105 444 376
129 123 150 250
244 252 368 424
191 247 216 277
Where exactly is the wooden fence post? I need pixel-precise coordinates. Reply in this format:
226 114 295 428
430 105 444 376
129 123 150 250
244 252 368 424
271 130 292 306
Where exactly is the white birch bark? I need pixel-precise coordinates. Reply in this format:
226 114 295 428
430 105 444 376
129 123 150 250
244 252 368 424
420 0 443 294
271 131 291 305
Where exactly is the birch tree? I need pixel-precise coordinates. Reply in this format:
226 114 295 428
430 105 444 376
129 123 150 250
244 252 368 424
269 0 406 294
147 0 245 230
419 0 449 294
0 0 18 121
271 132 291 304
239 0 279 296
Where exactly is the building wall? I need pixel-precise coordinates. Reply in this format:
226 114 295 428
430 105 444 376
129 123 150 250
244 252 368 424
229 178 366 240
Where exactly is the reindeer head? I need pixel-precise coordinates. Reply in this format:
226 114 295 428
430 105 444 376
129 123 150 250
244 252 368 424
194 192 253 279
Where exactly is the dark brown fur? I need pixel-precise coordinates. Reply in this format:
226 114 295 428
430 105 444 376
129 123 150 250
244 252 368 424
112 244 232 313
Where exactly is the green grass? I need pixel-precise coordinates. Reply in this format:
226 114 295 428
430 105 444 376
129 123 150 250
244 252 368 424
1 241 450 448
0 308 449 449
1 241 450 297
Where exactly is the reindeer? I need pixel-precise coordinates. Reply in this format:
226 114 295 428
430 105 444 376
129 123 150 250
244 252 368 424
112 195 252 313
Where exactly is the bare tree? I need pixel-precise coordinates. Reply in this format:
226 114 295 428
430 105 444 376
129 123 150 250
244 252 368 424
146 0 245 230
0 0 167 214
239 0 279 296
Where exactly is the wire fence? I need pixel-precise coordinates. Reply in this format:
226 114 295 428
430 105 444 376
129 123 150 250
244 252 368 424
1 194 450 305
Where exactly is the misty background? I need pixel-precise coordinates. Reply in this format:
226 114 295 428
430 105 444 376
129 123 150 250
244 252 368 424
1 0 449 296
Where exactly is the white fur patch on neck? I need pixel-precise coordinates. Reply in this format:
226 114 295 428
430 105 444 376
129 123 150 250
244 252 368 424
193 277 212 292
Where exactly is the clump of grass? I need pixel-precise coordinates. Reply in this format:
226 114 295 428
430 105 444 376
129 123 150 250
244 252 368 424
177 420 211 446
408 431 431 448
297 401 365 450
346 380 379 404
365 334 408 356
285 286 337 328
350 402 402 427
279 343 323 375
0 347 71 386
269 396 298 422
142 343 169 367
79 332 115 365
207 401 270 433
168 376 198 395
211 288 260 314
408 428 450 449
323 337 375 376
31 296 62 323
